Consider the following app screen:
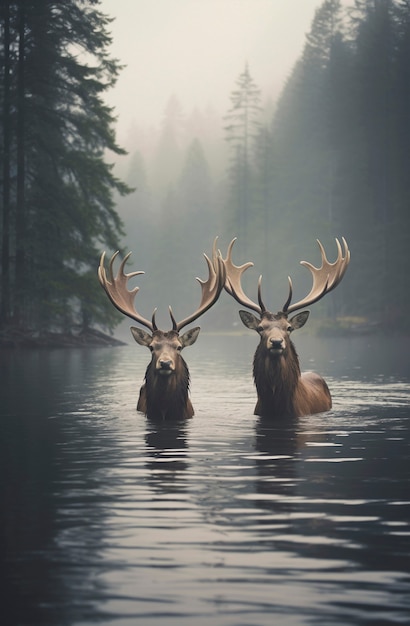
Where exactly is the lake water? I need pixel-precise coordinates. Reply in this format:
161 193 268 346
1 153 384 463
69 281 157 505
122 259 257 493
1 333 409 626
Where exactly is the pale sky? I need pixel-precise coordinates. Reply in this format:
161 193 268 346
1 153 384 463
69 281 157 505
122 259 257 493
100 0 343 143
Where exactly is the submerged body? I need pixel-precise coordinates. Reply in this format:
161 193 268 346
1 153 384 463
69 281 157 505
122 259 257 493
137 380 194 420
221 237 350 419
98 240 225 419
253 339 331 418
245 311 332 418
134 328 196 420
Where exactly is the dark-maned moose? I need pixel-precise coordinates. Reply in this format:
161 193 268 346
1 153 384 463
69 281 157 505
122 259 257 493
222 238 350 419
98 239 225 420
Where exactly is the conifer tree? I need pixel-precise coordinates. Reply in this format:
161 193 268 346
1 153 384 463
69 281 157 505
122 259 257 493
151 95 184 203
0 0 129 335
266 0 347 303
224 64 261 248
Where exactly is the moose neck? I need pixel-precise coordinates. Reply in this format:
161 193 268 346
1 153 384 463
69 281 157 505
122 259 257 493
253 339 301 417
144 357 191 420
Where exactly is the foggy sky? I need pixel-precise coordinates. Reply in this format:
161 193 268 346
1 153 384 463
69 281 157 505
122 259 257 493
100 0 346 146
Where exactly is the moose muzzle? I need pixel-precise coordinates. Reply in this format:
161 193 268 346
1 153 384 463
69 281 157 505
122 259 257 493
156 353 175 375
267 328 286 355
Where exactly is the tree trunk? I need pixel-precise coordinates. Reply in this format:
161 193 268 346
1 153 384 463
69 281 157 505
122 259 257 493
15 2 26 325
1 1 11 325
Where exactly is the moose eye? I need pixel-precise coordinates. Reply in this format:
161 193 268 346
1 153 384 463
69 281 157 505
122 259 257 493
176 345 182 351
287 325 293 333
256 326 264 333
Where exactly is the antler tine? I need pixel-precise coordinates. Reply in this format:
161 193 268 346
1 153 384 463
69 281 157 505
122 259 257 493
283 237 350 314
283 276 293 313
98 251 154 331
174 237 226 332
169 306 178 332
222 238 265 314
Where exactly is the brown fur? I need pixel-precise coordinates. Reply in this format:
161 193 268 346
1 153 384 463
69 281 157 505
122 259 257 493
241 310 332 418
137 356 193 420
132 327 199 420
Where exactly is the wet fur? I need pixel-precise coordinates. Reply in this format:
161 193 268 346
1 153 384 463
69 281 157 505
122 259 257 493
253 338 331 418
137 357 193 420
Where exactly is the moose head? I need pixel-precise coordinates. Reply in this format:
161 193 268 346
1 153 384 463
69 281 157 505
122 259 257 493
98 239 225 420
221 238 350 418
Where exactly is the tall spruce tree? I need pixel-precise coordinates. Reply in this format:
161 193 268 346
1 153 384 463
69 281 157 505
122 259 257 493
0 0 129 336
224 64 261 250
177 137 215 288
264 0 349 315
260 0 409 326
345 0 402 320
393 1 410 323
151 95 184 204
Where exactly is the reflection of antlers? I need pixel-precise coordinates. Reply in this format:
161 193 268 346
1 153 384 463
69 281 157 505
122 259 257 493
98 238 226 333
221 237 350 316
283 237 350 314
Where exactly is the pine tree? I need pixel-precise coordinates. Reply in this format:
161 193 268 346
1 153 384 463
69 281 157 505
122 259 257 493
0 0 129 336
343 0 409 322
224 64 261 249
264 0 349 311
261 0 410 325
177 138 215 276
151 95 184 203
0 0 12 324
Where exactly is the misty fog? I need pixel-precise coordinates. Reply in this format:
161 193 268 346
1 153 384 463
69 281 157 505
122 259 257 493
102 0 408 336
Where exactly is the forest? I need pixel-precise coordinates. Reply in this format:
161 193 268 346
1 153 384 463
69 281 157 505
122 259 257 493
0 0 409 345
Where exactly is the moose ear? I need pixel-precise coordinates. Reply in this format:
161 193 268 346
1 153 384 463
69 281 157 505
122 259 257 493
130 326 152 346
289 311 310 330
239 310 261 331
180 326 200 348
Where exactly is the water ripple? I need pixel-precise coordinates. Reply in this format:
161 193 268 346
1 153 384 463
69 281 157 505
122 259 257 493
2 339 410 625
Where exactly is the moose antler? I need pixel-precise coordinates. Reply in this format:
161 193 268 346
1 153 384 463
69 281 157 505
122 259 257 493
171 237 226 332
283 237 350 314
221 238 266 314
221 237 350 317
98 238 226 333
98 250 155 331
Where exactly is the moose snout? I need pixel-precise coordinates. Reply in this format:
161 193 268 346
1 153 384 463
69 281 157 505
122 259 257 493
268 336 285 353
157 357 174 375
270 338 284 348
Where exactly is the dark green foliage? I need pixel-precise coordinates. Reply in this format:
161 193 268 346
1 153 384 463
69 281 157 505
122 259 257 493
249 0 410 328
0 0 129 335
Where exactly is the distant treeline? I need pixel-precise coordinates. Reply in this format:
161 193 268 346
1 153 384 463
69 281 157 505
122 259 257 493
263 0 410 328
1 0 409 340
119 0 410 331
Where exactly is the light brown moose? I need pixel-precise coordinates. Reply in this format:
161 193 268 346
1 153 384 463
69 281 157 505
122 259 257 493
222 238 350 418
98 239 225 420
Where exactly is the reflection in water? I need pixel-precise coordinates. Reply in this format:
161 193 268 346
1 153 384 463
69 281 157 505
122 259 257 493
251 407 410 625
145 418 189 493
254 417 299 514
0 349 119 624
1 336 409 625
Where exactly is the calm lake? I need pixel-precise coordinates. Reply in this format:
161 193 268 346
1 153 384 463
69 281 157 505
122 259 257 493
1 333 409 626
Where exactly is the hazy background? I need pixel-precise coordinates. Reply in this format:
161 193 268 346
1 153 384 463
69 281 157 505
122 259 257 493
93 0 409 336
99 0 353 333
102 0 344 147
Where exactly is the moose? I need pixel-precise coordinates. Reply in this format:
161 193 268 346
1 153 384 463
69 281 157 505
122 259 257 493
98 239 225 420
221 237 350 419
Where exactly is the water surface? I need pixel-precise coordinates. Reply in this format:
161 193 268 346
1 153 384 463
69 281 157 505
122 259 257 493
1 333 409 625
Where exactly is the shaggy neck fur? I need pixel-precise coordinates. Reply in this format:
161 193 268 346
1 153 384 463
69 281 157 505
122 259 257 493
143 357 191 420
253 339 301 418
